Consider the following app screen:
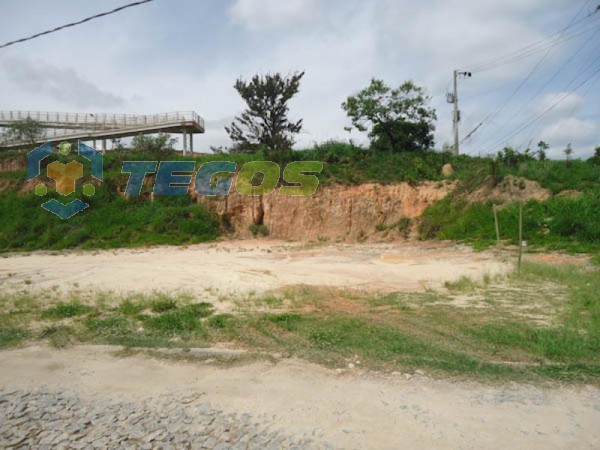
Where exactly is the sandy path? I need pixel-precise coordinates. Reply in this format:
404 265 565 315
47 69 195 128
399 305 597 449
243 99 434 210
0 346 598 449
0 241 511 303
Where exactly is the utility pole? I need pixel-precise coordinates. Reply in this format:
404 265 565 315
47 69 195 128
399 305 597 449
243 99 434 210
453 70 459 156
448 70 472 156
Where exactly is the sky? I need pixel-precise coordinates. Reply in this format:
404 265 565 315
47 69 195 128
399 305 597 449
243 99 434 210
0 0 599 159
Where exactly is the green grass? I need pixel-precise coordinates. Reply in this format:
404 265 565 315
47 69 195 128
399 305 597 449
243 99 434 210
444 276 479 292
0 262 599 383
150 298 178 313
41 302 93 319
1 146 599 253
420 193 600 253
0 327 29 348
0 189 221 253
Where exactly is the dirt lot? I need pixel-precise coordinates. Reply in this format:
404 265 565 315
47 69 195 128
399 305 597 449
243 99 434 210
0 240 512 306
1 242 598 449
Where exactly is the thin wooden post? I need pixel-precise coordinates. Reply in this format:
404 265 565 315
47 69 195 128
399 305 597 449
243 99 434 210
493 205 501 248
518 202 524 274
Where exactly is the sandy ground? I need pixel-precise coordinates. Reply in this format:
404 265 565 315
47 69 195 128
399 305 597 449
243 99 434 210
0 241 513 306
1 345 599 449
2 242 597 449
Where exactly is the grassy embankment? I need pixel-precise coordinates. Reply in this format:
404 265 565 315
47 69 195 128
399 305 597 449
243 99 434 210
0 142 599 254
1 262 599 384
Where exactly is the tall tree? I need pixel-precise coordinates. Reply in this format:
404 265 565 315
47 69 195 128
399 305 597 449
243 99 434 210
342 79 437 153
564 143 573 167
226 72 305 155
537 140 549 162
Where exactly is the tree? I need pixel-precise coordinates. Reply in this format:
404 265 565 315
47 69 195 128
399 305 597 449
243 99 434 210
589 146 600 166
131 133 177 153
564 143 573 167
225 72 305 156
592 146 600 165
6 118 44 145
537 141 549 162
342 79 437 153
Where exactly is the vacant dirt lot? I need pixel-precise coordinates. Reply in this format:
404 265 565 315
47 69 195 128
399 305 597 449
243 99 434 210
1 242 598 449
0 241 512 304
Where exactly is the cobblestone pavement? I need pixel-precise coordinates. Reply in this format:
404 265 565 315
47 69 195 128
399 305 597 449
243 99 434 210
0 388 333 449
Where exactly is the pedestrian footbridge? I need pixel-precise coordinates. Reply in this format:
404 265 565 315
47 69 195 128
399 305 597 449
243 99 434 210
0 110 204 154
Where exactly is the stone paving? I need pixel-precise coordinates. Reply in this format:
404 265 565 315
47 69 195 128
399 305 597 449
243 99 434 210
0 388 333 449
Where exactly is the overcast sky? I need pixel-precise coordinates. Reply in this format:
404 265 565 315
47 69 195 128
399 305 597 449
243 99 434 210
0 0 599 158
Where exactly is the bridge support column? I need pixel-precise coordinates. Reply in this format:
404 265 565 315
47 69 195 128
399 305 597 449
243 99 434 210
93 139 97 149
183 129 188 156
102 139 106 153
190 134 194 154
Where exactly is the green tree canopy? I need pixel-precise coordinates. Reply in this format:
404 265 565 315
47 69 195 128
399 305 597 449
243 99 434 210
226 71 305 154
342 79 437 153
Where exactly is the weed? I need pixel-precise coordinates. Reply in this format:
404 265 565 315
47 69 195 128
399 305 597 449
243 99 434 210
181 303 214 318
144 310 203 336
208 314 236 330
445 276 479 292
41 302 92 319
85 316 132 335
39 326 73 348
118 299 146 316
249 224 269 237
0 327 28 348
150 298 178 313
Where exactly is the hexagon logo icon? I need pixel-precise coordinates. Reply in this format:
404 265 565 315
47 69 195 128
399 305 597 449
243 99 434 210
27 141 103 220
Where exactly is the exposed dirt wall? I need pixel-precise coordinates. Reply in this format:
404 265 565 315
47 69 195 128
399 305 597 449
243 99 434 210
195 181 458 241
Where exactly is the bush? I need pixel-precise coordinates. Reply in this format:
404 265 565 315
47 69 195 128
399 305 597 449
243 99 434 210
419 192 600 252
249 224 269 237
131 133 177 153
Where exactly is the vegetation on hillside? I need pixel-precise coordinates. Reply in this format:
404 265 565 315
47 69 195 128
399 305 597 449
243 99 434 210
0 138 599 254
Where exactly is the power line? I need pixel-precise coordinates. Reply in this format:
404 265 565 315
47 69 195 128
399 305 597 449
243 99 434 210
484 54 600 153
0 0 154 50
484 29 600 151
461 1 599 145
499 26 600 138
469 6 598 73
469 24 599 146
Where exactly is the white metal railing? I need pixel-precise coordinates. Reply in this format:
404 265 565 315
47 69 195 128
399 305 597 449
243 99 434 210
0 110 204 147
0 110 203 130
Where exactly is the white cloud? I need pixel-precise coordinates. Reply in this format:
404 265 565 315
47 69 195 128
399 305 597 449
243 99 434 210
229 0 320 31
2 56 125 110
534 92 585 118
540 117 599 146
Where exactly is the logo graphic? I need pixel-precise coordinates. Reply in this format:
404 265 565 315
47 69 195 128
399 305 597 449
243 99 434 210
27 141 322 220
27 141 103 219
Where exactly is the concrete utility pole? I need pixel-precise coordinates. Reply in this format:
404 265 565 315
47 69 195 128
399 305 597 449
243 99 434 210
449 70 472 156
453 70 459 156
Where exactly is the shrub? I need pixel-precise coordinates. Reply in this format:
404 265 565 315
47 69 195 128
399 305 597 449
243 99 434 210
249 224 269 237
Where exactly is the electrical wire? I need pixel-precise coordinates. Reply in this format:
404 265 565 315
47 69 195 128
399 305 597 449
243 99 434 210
484 53 600 153
461 1 599 145
0 0 154 50
470 3 597 73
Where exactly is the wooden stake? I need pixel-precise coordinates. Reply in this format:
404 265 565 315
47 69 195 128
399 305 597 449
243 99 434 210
518 202 524 274
493 205 501 248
